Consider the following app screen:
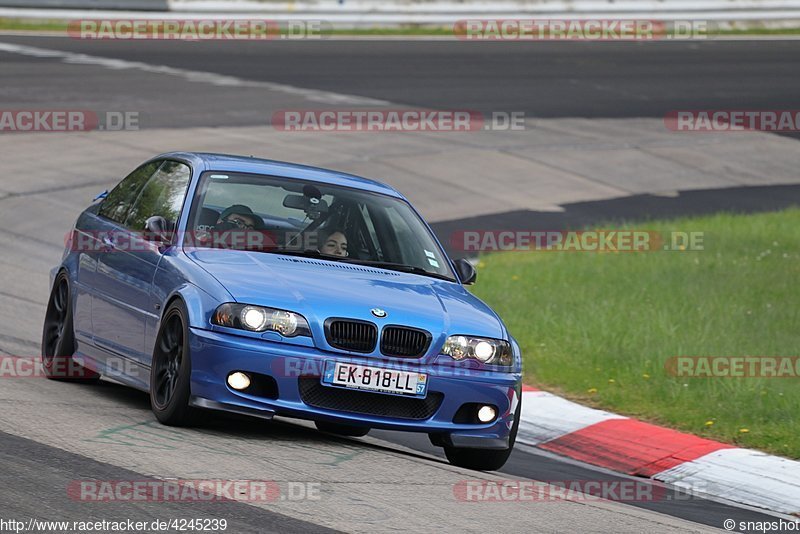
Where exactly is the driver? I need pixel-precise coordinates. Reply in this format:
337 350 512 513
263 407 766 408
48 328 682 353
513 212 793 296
216 204 264 230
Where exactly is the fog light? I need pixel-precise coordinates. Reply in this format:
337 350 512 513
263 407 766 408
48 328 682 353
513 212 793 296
477 405 497 423
227 372 251 391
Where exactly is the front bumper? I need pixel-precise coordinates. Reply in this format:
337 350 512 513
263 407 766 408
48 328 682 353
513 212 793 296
189 328 521 448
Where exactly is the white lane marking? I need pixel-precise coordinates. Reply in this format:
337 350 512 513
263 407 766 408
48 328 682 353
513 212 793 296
655 448 800 516
517 390 627 446
0 41 392 106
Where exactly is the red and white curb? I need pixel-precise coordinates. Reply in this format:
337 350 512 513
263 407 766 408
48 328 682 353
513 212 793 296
517 385 800 516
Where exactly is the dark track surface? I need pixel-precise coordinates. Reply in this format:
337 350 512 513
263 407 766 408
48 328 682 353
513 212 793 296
0 428 337 533
1 36 800 126
431 183 800 254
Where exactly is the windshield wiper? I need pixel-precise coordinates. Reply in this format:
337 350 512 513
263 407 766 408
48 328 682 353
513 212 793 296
347 260 455 282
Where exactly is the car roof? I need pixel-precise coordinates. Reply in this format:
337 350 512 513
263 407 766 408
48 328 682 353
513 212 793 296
156 152 404 198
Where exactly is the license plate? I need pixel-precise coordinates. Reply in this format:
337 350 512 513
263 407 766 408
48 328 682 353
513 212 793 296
322 361 427 397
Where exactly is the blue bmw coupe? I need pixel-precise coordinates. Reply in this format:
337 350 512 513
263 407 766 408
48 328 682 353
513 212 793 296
42 152 522 470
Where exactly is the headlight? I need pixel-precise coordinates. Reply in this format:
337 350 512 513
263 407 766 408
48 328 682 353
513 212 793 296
242 306 268 331
442 335 512 366
212 303 311 337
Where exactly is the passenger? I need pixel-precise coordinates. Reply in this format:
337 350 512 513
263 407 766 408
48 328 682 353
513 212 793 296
319 228 349 257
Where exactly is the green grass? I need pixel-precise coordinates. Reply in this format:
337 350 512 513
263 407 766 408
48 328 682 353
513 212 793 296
0 18 69 32
470 209 800 458
328 26 455 36
715 26 800 36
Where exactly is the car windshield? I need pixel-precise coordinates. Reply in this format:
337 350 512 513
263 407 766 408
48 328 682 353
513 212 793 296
186 171 456 281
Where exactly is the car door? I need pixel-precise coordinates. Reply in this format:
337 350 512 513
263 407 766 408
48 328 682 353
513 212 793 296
79 161 160 351
91 160 192 371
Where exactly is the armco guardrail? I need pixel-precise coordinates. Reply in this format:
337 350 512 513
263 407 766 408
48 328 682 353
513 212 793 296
0 0 167 9
167 0 800 13
2 0 800 25
5 0 800 10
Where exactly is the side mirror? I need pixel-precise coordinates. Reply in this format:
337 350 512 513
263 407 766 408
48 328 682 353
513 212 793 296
144 216 171 244
453 258 477 285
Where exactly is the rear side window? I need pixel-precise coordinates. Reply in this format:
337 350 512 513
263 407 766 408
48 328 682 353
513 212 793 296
125 161 192 231
98 161 160 224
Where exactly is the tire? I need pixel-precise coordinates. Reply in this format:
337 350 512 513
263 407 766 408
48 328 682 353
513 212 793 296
150 300 195 426
444 396 521 471
315 421 370 437
40 272 99 382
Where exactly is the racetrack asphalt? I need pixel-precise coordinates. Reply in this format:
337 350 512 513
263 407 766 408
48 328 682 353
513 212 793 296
2 36 800 123
1 34 798 144
0 34 798 532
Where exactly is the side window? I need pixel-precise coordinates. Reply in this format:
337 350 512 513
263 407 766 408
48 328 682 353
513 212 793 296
98 161 160 224
124 161 192 231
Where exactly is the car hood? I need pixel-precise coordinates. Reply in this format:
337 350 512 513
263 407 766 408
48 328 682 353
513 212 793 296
187 249 506 340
